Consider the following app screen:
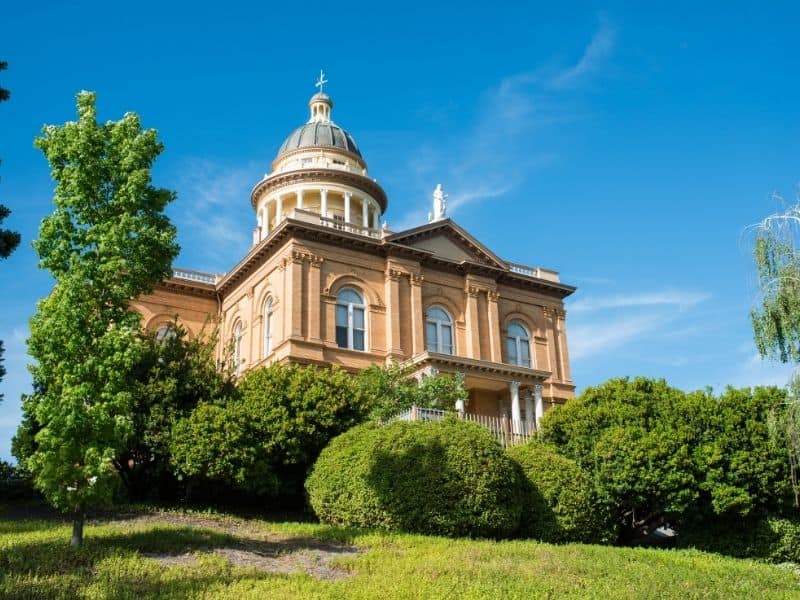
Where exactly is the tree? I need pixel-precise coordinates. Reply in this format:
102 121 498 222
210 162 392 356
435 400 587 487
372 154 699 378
0 60 21 406
117 322 235 500
171 363 371 501
25 91 178 546
354 363 467 422
750 198 800 508
540 377 791 541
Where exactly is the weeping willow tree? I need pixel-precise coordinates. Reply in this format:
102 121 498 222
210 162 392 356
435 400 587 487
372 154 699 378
751 198 800 508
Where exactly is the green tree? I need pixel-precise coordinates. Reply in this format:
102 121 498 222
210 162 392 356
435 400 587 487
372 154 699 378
117 322 234 500
0 60 21 406
541 377 791 541
750 200 800 508
25 91 178 546
354 363 467 422
171 363 369 500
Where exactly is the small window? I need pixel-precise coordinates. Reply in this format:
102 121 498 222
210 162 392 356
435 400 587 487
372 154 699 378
336 288 366 351
506 321 532 367
425 306 454 354
232 320 244 373
263 298 274 357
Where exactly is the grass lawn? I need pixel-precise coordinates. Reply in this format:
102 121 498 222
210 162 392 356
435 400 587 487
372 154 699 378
1 505 798 599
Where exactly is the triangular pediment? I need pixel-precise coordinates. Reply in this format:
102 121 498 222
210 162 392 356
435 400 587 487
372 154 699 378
387 219 507 269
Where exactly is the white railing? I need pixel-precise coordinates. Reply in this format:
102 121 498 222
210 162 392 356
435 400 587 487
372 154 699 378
172 268 219 284
390 405 535 448
289 209 382 239
507 262 560 282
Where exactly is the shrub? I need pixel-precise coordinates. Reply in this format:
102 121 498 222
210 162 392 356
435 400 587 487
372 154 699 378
306 417 525 538
171 363 370 499
507 442 609 543
678 516 800 563
0 460 37 501
540 377 792 539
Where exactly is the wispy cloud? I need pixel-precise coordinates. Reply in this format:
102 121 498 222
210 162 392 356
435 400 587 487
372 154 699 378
171 159 257 270
570 314 661 360
392 16 616 228
549 16 617 90
569 290 711 313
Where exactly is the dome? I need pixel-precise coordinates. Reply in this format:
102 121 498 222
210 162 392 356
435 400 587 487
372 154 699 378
277 121 362 158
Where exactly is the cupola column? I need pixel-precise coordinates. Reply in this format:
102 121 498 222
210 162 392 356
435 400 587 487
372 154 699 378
372 206 379 229
276 194 284 225
263 202 271 237
344 192 352 223
361 197 369 227
296 189 304 211
321 188 328 218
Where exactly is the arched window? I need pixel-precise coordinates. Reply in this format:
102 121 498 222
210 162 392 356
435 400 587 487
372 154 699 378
263 297 274 357
232 320 243 373
155 324 177 343
336 288 366 351
425 306 454 354
506 321 531 367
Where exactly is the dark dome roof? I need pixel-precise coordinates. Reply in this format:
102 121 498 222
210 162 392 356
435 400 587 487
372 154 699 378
277 122 362 158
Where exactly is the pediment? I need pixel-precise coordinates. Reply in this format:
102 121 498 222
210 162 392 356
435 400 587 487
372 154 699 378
387 220 507 269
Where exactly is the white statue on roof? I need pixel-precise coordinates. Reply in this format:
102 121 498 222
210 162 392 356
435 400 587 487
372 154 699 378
429 183 447 223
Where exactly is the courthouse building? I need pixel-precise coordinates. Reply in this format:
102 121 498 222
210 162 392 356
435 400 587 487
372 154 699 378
131 81 576 430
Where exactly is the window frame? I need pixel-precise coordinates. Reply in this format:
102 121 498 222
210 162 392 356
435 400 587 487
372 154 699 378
425 305 455 355
335 287 367 351
232 320 244 373
263 297 274 358
506 321 532 368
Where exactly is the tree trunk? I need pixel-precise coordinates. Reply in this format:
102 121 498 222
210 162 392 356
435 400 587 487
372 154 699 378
70 507 85 547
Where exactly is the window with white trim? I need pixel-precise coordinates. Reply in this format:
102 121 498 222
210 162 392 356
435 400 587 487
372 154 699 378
335 288 366 351
506 321 532 367
263 298 273 357
425 306 454 354
232 320 243 373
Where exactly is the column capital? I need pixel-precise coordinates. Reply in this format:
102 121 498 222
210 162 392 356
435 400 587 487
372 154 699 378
410 273 424 286
510 380 520 392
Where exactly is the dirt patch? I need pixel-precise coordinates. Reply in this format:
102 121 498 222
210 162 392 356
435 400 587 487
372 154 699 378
109 511 360 580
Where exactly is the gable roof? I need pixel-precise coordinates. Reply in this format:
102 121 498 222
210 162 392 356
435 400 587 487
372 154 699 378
385 219 508 270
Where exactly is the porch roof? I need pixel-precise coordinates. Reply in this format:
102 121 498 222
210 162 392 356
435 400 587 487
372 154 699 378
404 351 551 386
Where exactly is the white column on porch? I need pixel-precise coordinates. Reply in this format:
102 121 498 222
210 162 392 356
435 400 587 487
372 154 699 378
510 381 521 434
534 384 544 429
525 389 535 433
276 194 284 225
362 197 369 227
344 191 352 223
321 188 328 218
296 189 304 211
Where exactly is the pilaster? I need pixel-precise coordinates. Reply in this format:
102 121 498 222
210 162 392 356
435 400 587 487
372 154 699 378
410 273 424 356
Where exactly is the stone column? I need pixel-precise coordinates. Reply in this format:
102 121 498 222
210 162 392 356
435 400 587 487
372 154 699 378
344 191 351 223
385 267 403 358
321 188 328 219
510 381 521 434
296 189 304 211
524 389 534 433
283 251 304 339
410 273 424 356
276 194 283 225
487 289 502 362
308 254 323 341
263 201 271 237
464 285 481 359
362 197 369 228
534 384 544 429
372 207 379 229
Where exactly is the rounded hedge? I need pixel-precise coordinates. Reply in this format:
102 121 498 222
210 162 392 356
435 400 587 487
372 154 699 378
507 442 607 543
305 418 525 538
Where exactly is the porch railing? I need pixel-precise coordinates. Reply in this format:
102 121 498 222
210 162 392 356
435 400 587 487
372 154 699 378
391 406 535 448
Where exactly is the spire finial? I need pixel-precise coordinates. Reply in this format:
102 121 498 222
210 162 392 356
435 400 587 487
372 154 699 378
315 69 328 94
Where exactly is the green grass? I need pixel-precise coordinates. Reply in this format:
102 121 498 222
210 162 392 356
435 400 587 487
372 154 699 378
1 506 798 599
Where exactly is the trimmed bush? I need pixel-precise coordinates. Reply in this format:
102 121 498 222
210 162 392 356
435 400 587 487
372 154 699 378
507 442 609 543
678 516 800 563
306 418 525 538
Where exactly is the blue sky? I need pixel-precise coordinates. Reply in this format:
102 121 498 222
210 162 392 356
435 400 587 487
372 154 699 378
2 1 799 460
